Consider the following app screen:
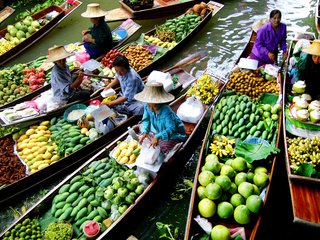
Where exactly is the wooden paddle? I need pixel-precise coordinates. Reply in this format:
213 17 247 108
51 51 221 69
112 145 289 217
162 51 207 72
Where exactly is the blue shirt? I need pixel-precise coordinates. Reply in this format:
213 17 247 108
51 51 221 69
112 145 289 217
51 64 75 101
251 22 287 65
116 67 144 103
141 104 186 141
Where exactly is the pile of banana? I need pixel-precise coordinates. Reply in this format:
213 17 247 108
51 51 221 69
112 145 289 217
0 41 15 55
187 74 220 104
113 140 141 165
65 43 85 52
102 94 117 103
144 35 177 49
209 135 235 158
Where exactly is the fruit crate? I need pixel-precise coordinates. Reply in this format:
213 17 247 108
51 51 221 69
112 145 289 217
124 0 154 11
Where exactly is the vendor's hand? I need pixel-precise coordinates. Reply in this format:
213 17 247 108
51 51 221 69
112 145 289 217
82 30 89 35
139 133 148 144
150 137 158 148
83 35 92 43
268 52 275 62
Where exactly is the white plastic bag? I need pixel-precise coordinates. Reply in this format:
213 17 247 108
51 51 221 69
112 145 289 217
137 138 161 165
177 95 204 123
147 70 174 92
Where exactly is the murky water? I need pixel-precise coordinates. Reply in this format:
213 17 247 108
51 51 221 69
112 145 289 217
0 0 317 238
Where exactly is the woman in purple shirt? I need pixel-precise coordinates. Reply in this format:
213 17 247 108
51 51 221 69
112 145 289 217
250 9 288 66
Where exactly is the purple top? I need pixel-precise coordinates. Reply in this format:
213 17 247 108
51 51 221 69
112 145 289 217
251 22 287 65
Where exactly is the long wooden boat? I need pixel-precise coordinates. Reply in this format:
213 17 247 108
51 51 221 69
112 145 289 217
0 67 195 205
282 38 320 227
316 0 320 36
0 74 227 238
0 19 141 111
184 32 283 238
0 2 82 67
115 1 224 78
105 0 200 22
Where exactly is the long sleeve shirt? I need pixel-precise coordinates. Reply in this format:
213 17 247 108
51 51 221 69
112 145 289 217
51 64 74 101
89 22 113 53
116 67 144 103
251 22 287 65
141 104 186 141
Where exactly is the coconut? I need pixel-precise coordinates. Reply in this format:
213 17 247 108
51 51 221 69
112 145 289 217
294 97 308 110
310 110 320 123
308 100 320 112
296 109 309 122
301 94 312 102
193 4 202 13
292 80 306 93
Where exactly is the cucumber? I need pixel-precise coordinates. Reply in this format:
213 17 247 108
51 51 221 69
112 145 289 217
54 192 69 204
77 198 88 209
97 206 108 218
66 192 79 203
83 187 95 197
73 144 84 152
54 209 63 218
86 210 99 220
78 185 90 193
69 181 85 193
76 207 88 220
59 207 73 221
58 184 71 194
70 206 80 217
93 169 105 177
70 175 82 184
80 136 90 144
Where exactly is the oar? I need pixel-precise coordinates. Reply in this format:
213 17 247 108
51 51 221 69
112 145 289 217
162 51 207 72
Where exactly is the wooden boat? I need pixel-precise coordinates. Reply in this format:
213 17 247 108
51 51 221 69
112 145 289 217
184 34 283 238
0 2 83 67
0 19 141 111
115 1 224 78
282 39 320 227
105 0 200 22
0 66 196 205
316 0 320 36
0 74 227 238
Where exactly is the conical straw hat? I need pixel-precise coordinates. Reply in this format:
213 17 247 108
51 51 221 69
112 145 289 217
302 39 320 56
81 3 107 18
134 82 174 104
252 18 269 33
45 45 74 63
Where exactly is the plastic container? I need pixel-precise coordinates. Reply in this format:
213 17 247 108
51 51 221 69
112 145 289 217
128 126 138 140
63 104 87 123
83 220 100 239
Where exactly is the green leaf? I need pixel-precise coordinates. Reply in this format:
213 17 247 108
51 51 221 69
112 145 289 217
235 142 280 163
295 163 317 177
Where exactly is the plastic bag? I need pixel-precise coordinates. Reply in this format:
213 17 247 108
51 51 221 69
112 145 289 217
137 138 161 165
177 95 204 123
147 70 173 92
94 118 115 134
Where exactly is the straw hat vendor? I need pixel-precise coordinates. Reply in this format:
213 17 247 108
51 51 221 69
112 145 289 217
81 3 113 59
250 9 288 66
103 55 145 115
293 40 320 99
135 82 186 154
46 45 90 103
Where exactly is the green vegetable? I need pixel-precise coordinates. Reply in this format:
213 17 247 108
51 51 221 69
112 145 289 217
44 221 73 240
156 222 179 240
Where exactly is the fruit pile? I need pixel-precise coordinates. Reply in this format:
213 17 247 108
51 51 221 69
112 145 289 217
22 67 46 91
157 14 201 42
287 136 320 172
3 16 41 49
14 120 59 174
187 74 221 105
50 158 145 232
2 218 42 240
186 2 211 18
144 35 177 49
212 94 278 142
197 154 268 230
0 41 15 56
112 140 141 165
123 45 153 72
101 49 123 68
227 70 279 100
209 135 235 158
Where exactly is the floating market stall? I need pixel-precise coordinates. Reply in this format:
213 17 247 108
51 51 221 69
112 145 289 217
282 38 320 228
0 72 227 239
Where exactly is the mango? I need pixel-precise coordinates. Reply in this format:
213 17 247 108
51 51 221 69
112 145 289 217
40 120 50 126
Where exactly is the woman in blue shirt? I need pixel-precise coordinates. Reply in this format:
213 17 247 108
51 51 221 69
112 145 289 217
103 56 145 115
81 3 113 59
135 82 186 154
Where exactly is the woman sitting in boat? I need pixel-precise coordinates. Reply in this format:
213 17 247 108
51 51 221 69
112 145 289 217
135 82 186 154
81 3 113 59
46 45 90 103
292 40 320 99
102 55 145 115
250 9 288 66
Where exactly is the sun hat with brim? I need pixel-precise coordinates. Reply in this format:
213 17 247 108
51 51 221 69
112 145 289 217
81 3 107 18
45 45 74 63
134 82 175 104
252 18 269 33
302 40 320 56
